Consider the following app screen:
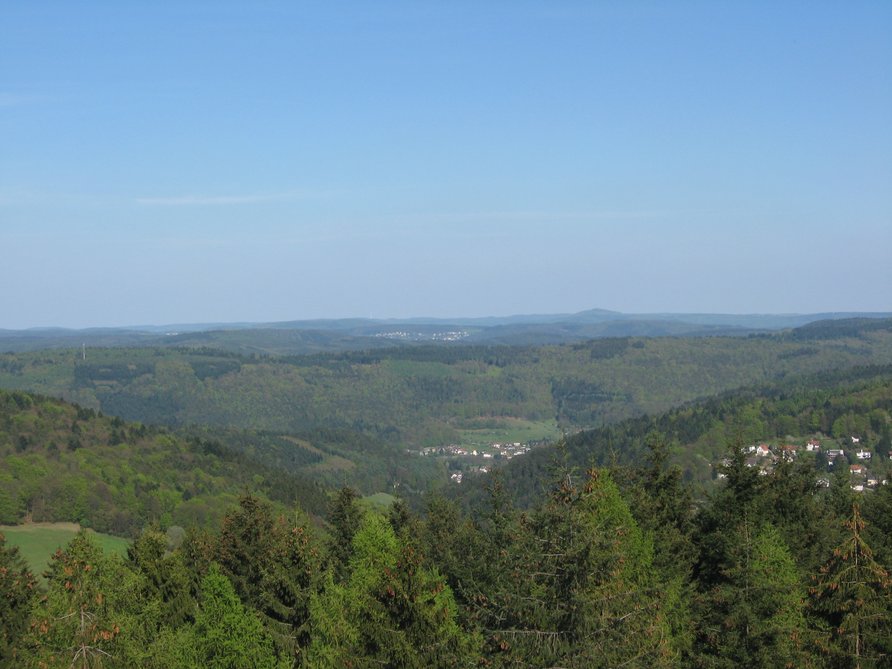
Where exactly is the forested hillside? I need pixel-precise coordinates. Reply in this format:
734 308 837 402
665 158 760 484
1 320 891 476
3 353 892 667
0 389 329 535
4 411 892 667
462 365 892 508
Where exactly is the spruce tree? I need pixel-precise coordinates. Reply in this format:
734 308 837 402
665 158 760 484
216 495 319 664
306 512 477 668
810 504 892 669
127 529 195 628
326 487 363 583
485 467 676 668
696 522 810 668
21 531 151 668
191 564 279 669
0 532 36 667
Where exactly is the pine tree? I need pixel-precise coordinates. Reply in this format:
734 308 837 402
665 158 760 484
485 467 676 668
191 564 279 669
696 522 810 668
216 494 277 605
810 504 892 669
0 532 36 667
306 512 477 668
127 529 195 628
326 487 363 583
21 531 150 668
215 495 319 663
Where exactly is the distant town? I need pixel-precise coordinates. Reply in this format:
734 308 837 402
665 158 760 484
373 330 470 342
411 440 535 484
715 435 889 492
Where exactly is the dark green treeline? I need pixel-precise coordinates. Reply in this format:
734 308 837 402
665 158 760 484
4 447 892 668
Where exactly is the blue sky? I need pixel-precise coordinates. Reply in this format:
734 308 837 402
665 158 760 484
2 1 890 328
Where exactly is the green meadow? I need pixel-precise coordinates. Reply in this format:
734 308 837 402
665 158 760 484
0 522 130 580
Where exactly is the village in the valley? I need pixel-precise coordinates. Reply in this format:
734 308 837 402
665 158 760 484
715 434 890 492
422 431 892 489
413 441 534 484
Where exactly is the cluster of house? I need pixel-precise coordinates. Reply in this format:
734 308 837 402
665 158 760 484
420 441 531 460
424 442 534 484
716 436 887 491
449 465 492 484
373 330 469 341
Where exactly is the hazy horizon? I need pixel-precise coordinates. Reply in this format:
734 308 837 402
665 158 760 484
3 2 890 329
4 307 892 333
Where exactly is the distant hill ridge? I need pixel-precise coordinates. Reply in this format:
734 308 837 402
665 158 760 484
2 310 890 355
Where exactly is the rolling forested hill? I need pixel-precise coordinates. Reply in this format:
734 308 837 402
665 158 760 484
0 389 329 535
460 364 892 508
4 363 892 668
0 318 891 494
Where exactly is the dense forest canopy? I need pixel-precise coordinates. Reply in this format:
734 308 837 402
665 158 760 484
3 322 892 666
3 364 892 666
1 319 891 494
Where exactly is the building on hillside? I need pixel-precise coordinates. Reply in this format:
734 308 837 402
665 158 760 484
779 445 799 461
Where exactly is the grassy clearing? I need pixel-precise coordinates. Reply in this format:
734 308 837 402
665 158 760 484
361 492 397 510
456 418 561 448
305 454 357 473
0 522 130 579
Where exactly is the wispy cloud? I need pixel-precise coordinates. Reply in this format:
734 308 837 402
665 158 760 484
0 93 44 108
436 210 674 221
386 209 689 225
135 192 305 206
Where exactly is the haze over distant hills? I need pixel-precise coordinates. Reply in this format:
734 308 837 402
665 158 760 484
1 309 890 355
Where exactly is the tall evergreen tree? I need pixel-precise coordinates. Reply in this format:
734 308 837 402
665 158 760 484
621 431 696 579
0 532 36 668
127 529 195 628
306 512 477 668
190 564 279 669
20 532 151 668
695 522 810 668
810 504 892 669
326 487 363 583
216 495 319 664
483 467 676 668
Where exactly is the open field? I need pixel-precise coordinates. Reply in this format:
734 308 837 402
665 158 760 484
0 522 130 579
361 492 398 509
456 418 562 449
